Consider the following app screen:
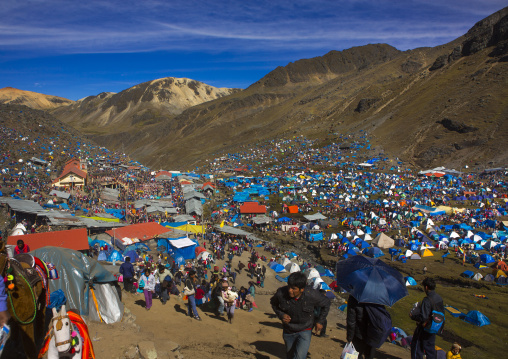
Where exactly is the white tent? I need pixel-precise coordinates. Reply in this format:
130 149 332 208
472 273 483 281
10 228 25 236
312 277 325 290
278 257 292 267
405 250 414 257
372 233 395 249
361 233 372 241
305 268 320 283
285 262 301 273
197 251 211 261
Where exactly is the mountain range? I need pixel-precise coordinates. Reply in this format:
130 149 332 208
3 6 508 171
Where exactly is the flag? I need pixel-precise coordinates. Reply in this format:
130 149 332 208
220 220 224 228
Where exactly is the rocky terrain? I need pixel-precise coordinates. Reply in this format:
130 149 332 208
0 87 73 109
51 77 240 137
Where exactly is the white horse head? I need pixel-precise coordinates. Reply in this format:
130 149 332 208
52 305 72 353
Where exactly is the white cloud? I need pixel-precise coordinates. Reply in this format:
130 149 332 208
2 0 505 56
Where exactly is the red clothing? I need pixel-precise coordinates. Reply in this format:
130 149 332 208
14 244 30 255
195 287 205 300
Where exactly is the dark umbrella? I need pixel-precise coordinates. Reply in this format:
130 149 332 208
336 255 408 307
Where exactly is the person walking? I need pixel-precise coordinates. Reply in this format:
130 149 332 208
410 277 445 359
184 270 201 321
157 264 172 304
270 272 330 359
119 256 135 292
222 285 238 324
215 279 229 318
140 268 155 310
345 295 392 359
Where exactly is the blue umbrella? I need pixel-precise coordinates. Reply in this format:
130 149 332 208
336 256 408 307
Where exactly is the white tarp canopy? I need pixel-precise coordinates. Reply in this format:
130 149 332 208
168 237 196 248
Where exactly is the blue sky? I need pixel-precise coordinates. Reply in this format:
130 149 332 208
1 0 506 101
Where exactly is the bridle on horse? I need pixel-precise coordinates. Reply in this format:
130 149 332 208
51 314 74 348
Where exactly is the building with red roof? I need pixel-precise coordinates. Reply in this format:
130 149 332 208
7 228 89 251
52 158 87 188
240 202 267 214
105 222 169 242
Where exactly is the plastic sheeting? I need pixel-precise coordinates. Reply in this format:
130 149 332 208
88 283 123 324
32 246 120 318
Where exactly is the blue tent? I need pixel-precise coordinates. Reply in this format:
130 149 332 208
306 232 323 242
365 247 385 258
404 276 417 286
89 239 109 248
123 250 140 261
171 255 185 266
461 270 474 278
462 311 490 326
274 263 286 272
59 203 70 210
167 237 197 260
324 269 334 277
480 254 496 264
124 243 150 253
107 250 124 262
97 250 108 261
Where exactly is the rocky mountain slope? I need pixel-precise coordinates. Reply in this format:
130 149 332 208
123 6 505 170
52 77 240 135
0 87 73 109
30 7 508 170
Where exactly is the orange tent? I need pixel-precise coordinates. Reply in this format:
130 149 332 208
496 260 508 272
288 205 299 214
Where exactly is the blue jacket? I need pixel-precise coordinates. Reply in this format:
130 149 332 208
0 275 7 312
120 262 135 278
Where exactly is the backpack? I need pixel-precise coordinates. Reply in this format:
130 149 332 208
364 304 393 348
424 296 445 334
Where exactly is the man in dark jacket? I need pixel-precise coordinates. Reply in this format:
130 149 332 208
119 256 135 292
270 272 331 359
410 277 445 359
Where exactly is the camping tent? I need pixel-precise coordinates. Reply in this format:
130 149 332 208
268 261 286 273
462 311 490 326
285 262 301 273
461 270 474 279
372 233 395 249
421 248 434 257
305 268 321 283
107 250 123 262
480 254 496 264
410 253 421 260
197 251 211 261
404 276 417 286
278 257 292 267
365 247 385 258
472 273 483 281
33 246 123 323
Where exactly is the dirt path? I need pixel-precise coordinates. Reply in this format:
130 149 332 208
88 250 410 358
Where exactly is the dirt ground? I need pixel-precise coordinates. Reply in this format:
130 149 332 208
86 249 410 359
